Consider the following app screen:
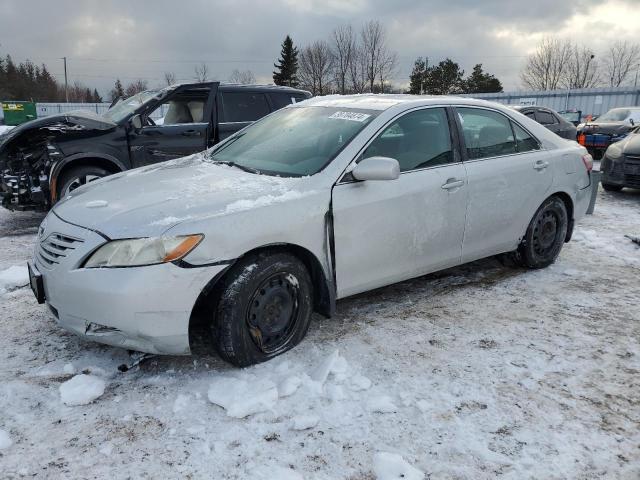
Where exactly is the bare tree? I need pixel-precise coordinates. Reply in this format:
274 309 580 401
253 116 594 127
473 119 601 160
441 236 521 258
124 79 148 97
299 41 334 95
331 24 356 94
194 63 209 82
360 20 396 92
349 45 368 94
603 41 640 87
228 69 256 84
520 38 573 90
562 45 599 89
163 71 176 86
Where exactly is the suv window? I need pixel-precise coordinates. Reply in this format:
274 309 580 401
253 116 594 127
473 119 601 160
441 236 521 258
536 110 557 125
147 89 209 125
364 107 453 172
457 107 516 159
512 122 540 153
269 93 305 110
221 92 270 122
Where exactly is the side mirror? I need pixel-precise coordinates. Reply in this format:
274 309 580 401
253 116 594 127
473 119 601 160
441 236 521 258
352 156 400 181
130 114 143 130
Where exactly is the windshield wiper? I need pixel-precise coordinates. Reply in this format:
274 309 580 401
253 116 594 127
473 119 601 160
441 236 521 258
213 160 261 175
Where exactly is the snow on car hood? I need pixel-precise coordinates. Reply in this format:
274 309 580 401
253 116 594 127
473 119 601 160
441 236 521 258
52 153 317 238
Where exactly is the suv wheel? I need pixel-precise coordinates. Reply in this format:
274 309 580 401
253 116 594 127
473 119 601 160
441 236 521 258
212 252 313 367
517 196 568 269
57 165 110 200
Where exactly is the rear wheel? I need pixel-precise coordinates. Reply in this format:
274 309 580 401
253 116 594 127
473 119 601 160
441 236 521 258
211 252 313 367
517 196 568 269
56 165 110 201
601 183 623 192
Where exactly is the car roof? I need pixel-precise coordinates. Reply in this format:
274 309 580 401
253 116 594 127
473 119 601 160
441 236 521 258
218 83 310 95
298 94 513 112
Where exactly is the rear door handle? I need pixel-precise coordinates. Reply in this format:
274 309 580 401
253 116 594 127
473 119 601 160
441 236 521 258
534 160 549 170
441 178 465 190
181 130 202 137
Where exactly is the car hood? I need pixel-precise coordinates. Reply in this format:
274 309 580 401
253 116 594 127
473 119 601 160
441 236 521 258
0 110 116 153
609 133 640 156
52 154 317 238
577 121 633 135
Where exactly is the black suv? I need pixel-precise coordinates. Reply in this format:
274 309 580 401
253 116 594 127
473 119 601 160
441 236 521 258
509 106 577 140
0 82 311 210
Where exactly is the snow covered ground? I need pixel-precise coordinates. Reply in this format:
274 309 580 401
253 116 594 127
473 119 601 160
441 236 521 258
0 186 639 479
0 125 14 135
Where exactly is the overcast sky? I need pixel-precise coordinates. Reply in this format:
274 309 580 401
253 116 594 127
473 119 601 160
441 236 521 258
1 0 639 96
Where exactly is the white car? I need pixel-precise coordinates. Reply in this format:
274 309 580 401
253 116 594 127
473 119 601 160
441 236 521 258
29 95 594 366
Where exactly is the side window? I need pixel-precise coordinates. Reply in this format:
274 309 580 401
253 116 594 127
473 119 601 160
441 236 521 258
221 92 270 122
147 91 208 125
512 122 540 153
363 108 453 172
536 110 557 125
457 107 516 159
524 111 536 120
268 93 293 110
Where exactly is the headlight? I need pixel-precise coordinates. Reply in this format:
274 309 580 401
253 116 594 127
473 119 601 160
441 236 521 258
84 234 203 268
606 144 622 160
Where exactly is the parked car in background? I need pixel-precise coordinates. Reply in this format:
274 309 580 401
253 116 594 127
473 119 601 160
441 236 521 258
29 95 594 366
558 109 582 126
600 125 640 191
509 106 577 140
0 82 311 211
577 107 640 159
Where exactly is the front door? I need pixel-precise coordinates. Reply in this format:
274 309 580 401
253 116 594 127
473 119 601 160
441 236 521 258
332 107 468 298
455 106 554 262
127 83 218 167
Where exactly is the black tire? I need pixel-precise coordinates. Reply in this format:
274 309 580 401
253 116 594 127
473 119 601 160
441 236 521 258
57 165 110 201
601 183 623 192
517 196 568 269
211 252 313 367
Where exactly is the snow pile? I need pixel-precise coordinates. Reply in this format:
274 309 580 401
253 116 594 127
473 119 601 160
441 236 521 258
252 465 303 480
0 429 13 450
208 377 278 418
0 125 14 135
0 265 29 294
373 452 424 480
59 374 107 406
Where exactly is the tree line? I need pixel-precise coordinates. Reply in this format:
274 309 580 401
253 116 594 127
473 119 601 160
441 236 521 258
0 54 102 102
521 38 640 90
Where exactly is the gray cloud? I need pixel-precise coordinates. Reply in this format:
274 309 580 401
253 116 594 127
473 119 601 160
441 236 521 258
0 0 638 94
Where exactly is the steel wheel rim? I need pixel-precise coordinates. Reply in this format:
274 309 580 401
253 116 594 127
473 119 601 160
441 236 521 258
532 210 559 256
64 174 101 195
246 272 300 354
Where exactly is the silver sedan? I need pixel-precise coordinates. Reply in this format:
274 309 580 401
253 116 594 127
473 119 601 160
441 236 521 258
29 95 594 366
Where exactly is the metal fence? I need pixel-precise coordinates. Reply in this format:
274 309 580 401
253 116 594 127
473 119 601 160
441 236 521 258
459 86 640 117
34 102 167 120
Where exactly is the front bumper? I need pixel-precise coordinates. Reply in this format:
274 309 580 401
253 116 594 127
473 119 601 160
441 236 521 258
601 155 640 189
34 212 227 355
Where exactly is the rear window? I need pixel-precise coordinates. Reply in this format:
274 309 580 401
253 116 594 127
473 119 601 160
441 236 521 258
221 92 270 122
536 110 558 125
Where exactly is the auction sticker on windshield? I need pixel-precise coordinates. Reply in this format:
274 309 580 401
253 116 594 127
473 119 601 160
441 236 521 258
329 111 371 122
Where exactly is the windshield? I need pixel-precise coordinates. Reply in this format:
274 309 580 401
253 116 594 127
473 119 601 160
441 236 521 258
559 111 580 123
597 108 633 122
102 90 160 123
207 106 379 176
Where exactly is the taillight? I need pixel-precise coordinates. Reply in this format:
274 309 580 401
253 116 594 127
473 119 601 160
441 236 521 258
582 153 593 172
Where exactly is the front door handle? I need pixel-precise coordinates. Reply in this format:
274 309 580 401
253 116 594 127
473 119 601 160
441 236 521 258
534 160 549 170
181 130 202 137
441 178 465 190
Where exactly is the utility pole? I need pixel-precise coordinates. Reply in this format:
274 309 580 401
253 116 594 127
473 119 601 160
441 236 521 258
62 57 69 102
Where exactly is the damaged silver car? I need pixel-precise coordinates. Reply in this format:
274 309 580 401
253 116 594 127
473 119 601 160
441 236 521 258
29 95 594 366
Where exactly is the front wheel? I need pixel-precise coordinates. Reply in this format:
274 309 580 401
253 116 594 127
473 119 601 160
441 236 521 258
212 252 313 367
56 165 110 201
517 196 568 269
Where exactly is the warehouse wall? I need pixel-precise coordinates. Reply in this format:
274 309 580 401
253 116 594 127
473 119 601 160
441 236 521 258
459 86 640 117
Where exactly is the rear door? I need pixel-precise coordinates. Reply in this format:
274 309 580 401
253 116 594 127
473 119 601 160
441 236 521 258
217 90 271 141
332 107 468 298
456 106 553 262
127 83 218 167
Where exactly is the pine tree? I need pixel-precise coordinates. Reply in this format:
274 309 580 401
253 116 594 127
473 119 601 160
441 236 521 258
273 35 299 87
424 58 464 95
408 57 428 94
93 88 103 103
462 64 503 93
